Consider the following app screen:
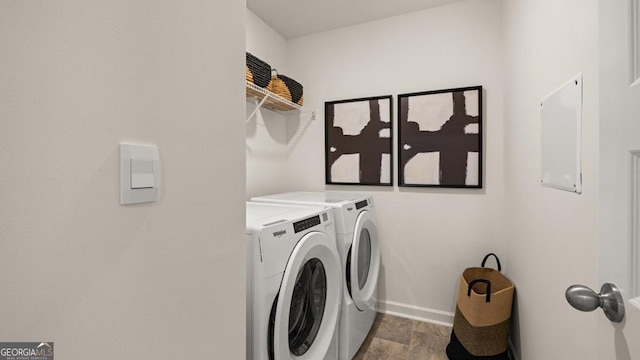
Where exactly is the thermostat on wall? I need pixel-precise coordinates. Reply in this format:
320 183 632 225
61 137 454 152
120 143 160 205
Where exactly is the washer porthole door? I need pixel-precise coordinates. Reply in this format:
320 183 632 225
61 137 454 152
273 231 341 360
350 210 381 311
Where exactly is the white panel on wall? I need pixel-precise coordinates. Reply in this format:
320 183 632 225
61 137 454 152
540 74 583 194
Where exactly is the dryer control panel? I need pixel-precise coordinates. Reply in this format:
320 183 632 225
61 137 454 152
293 215 321 233
355 199 369 210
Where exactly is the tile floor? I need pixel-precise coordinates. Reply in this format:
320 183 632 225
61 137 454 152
353 313 452 360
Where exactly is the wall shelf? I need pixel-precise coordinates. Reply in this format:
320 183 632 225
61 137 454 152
245 81 316 123
245 80 316 156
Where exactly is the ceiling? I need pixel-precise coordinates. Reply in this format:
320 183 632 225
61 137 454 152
246 0 465 39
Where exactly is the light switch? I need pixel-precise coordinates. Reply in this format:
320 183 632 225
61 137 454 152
120 143 159 205
131 159 155 189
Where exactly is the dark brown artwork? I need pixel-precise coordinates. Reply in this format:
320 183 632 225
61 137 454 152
325 96 392 185
398 86 482 188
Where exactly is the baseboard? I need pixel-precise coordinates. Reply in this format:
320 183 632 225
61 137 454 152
377 300 454 327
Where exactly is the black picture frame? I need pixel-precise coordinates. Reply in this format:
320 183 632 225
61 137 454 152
398 86 483 188
325 95 393 186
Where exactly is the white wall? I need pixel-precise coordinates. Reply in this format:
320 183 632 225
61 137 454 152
246 0 506 323
0 1 246 359
502 0 600 358
246 9 301 199
246 9 288 72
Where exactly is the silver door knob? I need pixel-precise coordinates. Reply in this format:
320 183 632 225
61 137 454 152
565 283 625 322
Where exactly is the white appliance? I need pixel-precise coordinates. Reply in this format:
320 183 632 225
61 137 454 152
251 192 381 360
246 202 341 360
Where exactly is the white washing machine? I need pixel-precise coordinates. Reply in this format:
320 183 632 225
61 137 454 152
246 201 341 360
251 191 381 360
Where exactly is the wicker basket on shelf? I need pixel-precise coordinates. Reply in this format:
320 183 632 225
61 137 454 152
245 52 272 88
266 69 304 107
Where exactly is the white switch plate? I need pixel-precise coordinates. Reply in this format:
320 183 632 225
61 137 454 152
120 143 159 205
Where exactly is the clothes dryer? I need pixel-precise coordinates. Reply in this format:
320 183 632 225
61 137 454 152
251 192 381 360
246 202 341 360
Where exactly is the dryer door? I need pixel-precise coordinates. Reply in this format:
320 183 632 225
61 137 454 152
273 231 341 360
348 210 381 311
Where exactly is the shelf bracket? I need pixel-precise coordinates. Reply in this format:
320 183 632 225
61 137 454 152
246 96 268 124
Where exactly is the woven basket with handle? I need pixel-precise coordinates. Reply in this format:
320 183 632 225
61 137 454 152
446 253 514 360
266 69 304 106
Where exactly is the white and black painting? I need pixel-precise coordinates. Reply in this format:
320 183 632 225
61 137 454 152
398 86 482 188
325 96 392 185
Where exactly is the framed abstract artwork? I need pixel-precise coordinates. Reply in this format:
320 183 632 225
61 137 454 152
325 96 393 185
398 86 483 188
